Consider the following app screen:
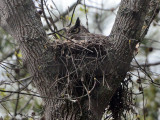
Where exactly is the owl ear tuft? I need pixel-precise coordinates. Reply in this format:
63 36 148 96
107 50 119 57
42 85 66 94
74 17 80 28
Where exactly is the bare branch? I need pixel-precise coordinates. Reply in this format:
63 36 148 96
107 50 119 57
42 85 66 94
80 3 119 11
135 61 160 67
50 1 80 24
140 0 160 38
111 0 152 40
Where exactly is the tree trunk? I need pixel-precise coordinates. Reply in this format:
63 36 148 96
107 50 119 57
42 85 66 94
0 0 156 119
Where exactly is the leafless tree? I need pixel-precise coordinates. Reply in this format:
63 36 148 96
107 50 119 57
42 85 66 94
0 0 159 120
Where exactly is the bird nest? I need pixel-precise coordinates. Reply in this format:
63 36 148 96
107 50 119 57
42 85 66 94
44 39 113 98
36 34 135 119
52 39 112 76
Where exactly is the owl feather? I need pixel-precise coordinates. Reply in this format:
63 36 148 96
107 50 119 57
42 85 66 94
66 18 108 44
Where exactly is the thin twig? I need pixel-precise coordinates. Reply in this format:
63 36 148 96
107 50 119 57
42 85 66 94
14 83 20 117
68 0 81 27
18 96 33 114
84 0 88 30
41 0 55 33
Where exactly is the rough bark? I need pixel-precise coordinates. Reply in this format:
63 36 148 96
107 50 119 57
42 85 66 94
0 0 156 120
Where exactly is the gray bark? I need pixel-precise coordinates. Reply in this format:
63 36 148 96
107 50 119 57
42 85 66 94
0 0 156 119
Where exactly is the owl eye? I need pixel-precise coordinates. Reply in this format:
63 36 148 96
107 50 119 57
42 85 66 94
70 28 80 34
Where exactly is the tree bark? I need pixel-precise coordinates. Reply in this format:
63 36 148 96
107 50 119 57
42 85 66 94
0 0 156 119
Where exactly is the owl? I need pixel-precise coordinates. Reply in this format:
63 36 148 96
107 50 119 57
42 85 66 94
66 18 108 43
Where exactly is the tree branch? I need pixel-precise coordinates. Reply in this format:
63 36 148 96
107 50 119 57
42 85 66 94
111 0 151 40
140 0 160 39
0 0 157 119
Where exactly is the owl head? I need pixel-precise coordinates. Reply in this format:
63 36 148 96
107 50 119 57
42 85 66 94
66 18 90 39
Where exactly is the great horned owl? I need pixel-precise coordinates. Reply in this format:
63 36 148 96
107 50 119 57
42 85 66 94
66 18 107 43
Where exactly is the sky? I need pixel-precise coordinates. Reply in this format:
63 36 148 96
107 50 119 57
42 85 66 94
46 0 121 35
53 0 120 10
